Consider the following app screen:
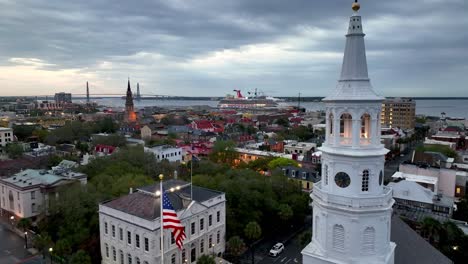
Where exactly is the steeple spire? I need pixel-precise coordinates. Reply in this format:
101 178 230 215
323 0 383 101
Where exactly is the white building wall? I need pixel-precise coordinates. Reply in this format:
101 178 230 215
0 184 44 218
0 128 14 147
145 147 183 163
99 197 226 264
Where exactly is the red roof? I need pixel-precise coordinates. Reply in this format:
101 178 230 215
95 144 117 154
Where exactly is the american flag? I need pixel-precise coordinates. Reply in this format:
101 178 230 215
162 191 186 249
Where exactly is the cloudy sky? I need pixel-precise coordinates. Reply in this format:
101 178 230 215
0 0 466 97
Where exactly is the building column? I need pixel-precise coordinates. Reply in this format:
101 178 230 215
333 115 340 146
325 112 331 144
352 119 360 148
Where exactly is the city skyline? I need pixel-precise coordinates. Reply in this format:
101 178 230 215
0 0 467 97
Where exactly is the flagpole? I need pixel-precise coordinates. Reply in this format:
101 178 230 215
159 174 164 264
190 154 193 201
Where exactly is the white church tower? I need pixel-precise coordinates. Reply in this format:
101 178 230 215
302 1 396 263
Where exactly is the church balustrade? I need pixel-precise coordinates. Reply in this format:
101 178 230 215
312 183 393 209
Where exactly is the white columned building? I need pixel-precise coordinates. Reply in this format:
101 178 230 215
302 2 396 264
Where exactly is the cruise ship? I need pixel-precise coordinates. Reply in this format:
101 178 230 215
218 90 281 109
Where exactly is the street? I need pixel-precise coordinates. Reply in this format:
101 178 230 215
256 239 302 264
384 146 417 182
0 224 31 264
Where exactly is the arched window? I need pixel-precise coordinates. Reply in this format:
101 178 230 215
362 170 369 192
329 113 334 135
340 113 352 144
379 171 384 186
112 246 116 261
332 224 345 251
136 257 141 264
119 250 124 264
362 227 375 254
171 254 176 264
361 113 371 145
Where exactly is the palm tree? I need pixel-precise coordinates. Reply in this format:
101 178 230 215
227 236 246 263
33 233 53 260
244 221 262 264
420 217 442 244
16 218 32 232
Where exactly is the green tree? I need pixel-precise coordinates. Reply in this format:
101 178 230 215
226 236 246 263
298 230 312 248
209 140 237 165
32 129 49 142
16 218 32 231
416 145 458 159
69 250 92 264
268 157 299 170
33 233 53 259
244 221 262 264
278 204 293 224
420 217 443 244
197 255 216 264
13 124 38 140
275 118 289 127
55 238 72 257
244 221 262 242
5 143 24 159
92 133 126 147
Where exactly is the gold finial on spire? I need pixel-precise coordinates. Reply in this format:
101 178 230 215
352 0 360 12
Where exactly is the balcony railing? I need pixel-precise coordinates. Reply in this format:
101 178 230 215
312 182 393 209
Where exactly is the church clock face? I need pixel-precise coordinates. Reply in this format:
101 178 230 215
334 172 351 188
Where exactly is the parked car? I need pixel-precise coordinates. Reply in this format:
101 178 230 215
269 242 284 257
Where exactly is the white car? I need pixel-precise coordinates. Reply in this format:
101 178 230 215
269 242 284 257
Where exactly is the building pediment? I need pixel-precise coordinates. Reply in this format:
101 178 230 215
179 201 208 220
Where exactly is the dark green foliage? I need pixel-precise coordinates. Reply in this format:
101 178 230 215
268 157 299 170
226 236 246 257
453 194 468 222
37 145 157 263
416 217 468 263
16 218 32 231
416 145 458 158
92 133 126 147
13 124 38 140
5 142 24 158
208 140 237 165
275 118 289 127
69 250 92 264
45 118 119 145
196 255 216 264
192 160 309 240
298 230 312 248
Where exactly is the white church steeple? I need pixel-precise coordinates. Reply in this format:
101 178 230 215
302 1 396 263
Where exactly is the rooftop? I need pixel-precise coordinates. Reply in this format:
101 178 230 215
102 180 223 221
391 216 452 264
1 169 69 188
392 171 438 185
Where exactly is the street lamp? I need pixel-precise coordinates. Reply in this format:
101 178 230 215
211 243 215 256
24 231 28 249
49 247 54 264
